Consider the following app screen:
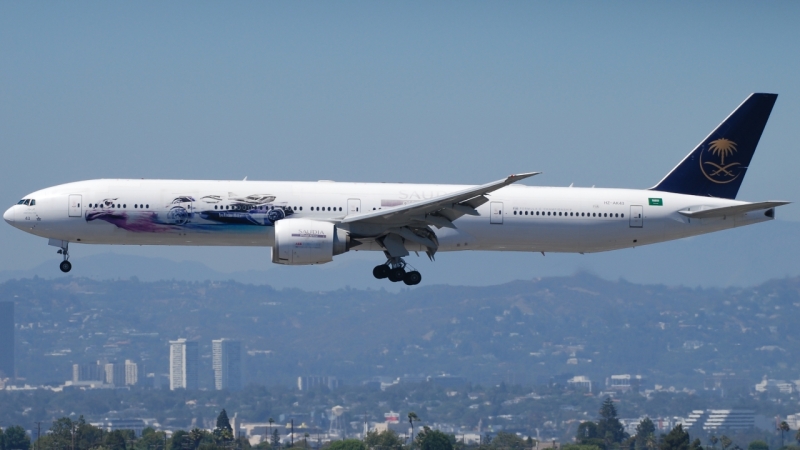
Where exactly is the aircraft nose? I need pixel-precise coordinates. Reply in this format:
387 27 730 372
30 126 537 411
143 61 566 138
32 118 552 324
3 206 14 224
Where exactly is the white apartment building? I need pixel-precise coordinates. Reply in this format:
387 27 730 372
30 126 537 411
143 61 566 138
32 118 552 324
212 338 243 391
169 339 198 390
125 360 138 386
682 410 755 431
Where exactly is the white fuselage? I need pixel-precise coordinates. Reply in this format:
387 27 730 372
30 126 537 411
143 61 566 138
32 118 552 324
3 179 774 255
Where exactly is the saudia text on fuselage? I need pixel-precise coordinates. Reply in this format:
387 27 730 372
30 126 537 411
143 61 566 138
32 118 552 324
292 230 326 238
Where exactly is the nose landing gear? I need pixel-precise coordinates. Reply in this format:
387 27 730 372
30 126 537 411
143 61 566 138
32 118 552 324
372 257 421 285
56 243 71 273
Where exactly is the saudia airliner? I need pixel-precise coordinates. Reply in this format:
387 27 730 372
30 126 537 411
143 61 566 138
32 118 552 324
3 94 789 285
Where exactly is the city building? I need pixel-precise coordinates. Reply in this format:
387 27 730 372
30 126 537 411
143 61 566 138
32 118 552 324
105 362 126 386
608 374 644 392
755 377 794 394
73 362 105 383
90 418 147 437
212 338 242 391
0 301 14 379
125 360 138 386
567 375 593 392
682 410 755 431
298 376 339 391
169 339 198 390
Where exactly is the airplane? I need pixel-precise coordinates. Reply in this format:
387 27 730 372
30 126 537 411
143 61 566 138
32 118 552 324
3 93 789 286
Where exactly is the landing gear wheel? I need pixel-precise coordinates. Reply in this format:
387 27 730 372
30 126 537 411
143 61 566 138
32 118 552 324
388 267 406 282
59 260 72 273
372 265 390 279
403 271 422 286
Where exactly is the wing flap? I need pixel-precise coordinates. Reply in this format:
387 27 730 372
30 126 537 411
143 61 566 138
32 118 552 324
678 201 790 219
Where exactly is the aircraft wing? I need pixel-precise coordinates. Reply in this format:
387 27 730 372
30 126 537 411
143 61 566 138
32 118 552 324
678 201 790 219
341 172 540 228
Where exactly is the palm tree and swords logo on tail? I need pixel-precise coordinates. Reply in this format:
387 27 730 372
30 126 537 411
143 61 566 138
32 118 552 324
700 138 742 184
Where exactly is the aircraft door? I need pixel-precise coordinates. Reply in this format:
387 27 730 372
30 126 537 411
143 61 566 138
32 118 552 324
629 205 643 228
347 198 361 215
490 201 504 224
68 195 82 217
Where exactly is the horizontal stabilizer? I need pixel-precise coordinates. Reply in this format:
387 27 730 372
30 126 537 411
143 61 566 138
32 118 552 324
678 201 790 219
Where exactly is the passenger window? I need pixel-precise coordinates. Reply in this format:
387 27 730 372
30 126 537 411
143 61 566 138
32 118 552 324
146 204 149 208
621 214 624 218
536 211 539 215
123 204 126 208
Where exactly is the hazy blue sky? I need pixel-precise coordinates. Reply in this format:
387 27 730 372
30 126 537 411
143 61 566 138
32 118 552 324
1 2 799 285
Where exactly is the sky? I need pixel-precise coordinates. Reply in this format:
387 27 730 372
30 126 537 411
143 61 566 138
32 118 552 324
1 2 799 287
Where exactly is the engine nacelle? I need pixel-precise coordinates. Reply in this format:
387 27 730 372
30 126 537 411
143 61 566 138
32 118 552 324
271 219 349 265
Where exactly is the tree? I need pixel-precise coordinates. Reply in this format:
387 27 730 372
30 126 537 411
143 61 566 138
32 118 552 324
778 422 790 448
746 442 768 450
690 439 703 450
137 428 168 450
489 432 526 450
635 418 656 450
268 419 275 449
215 410 234 442
4 426 31 450
170 431 189 450
720 436 733 450
104 430 129 450
597 397 628 446
660 425 690 450
408 412 420 446
709 436 719 450
327 440 366 450
415 427 453 450
364 430 405 450
271 429 280 449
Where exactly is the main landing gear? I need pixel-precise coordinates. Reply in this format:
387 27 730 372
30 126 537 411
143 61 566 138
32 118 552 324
372 257 421 286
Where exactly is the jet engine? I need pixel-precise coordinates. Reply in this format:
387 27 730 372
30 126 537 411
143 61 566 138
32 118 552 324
271 218 350 265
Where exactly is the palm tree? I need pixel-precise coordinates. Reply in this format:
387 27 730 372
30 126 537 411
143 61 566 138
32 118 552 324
268 419 275 449
778 421 790 448
408 412 419 448
709 435 718 450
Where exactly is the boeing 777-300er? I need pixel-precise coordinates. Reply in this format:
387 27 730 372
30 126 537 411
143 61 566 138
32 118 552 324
3 93 790 285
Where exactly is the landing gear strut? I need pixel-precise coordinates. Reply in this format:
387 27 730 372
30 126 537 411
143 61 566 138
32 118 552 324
372 257 421 286
57 243 71 273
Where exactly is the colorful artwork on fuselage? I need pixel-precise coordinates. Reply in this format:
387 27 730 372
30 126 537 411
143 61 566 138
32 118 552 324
85 194 293 233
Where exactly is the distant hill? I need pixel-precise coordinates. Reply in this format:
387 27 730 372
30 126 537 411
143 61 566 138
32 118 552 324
3 273 798 390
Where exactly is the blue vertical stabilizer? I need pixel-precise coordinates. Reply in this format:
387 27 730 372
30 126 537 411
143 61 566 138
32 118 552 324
651 93 777 199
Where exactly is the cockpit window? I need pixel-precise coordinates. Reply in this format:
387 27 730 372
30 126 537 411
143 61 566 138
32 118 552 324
17 199 26 205
30 199 35 206
23 199 30 206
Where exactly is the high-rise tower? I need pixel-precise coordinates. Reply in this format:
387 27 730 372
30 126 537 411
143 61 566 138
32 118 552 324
169 339 198 390
212 339 242 391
